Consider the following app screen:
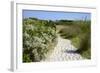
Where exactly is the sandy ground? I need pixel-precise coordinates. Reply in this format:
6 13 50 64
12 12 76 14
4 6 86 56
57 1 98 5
42 36 83 62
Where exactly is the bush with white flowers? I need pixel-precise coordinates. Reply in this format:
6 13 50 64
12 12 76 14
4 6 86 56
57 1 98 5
23 18 57 62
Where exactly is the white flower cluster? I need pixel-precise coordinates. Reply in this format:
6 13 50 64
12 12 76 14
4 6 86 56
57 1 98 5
23 19 57 62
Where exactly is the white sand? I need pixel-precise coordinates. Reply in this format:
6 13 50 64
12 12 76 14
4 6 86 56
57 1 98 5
42 36 83 62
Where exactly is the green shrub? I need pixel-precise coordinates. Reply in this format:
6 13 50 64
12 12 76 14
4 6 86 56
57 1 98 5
71 37 81 49
76 33 91 59
23 18 57 62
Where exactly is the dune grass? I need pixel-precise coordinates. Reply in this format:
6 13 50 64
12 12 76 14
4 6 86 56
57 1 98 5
57 20 91 59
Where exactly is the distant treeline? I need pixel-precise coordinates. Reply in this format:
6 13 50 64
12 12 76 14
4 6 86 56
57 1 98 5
24 17 90 25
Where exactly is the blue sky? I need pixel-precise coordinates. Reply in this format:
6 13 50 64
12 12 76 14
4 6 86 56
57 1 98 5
23 10 91 21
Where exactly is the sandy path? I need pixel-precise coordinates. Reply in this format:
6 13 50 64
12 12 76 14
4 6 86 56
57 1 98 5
42 36 83 62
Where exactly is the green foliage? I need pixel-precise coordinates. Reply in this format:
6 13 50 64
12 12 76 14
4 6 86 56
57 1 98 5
56 20 73 25
23 53 32 62
77 32 91 59
57 20 91 59
23 17 91 62
81 48 91 59
23 18 57 62
71 37 81 49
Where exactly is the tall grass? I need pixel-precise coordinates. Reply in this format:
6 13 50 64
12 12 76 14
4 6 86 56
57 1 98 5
57 20 91 59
